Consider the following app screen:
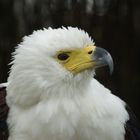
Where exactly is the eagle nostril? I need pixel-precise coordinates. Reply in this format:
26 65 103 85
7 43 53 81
88 51 93 54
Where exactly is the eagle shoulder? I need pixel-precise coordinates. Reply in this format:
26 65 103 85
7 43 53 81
0 85 9 140
125 105 140 140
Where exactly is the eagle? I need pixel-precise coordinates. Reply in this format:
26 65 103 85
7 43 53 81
0 27 140 140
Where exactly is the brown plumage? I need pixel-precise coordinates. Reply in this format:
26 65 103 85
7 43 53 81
0 87 9 140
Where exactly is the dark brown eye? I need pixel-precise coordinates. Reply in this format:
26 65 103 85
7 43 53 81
57 53 69 60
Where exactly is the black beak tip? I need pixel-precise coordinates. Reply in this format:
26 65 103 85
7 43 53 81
93 47 114 75
106 52 114 75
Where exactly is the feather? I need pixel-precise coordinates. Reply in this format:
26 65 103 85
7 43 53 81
0 86 9 140
125 105 140 140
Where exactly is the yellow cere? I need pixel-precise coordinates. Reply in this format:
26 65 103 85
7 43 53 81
55 45 96 74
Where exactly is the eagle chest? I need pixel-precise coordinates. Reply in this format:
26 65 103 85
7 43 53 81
11 98 125 140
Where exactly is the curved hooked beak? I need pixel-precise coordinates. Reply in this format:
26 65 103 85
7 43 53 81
92 47 114 74
56 45 113 74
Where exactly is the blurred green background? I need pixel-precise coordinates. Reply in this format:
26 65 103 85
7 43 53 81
0 0 140 119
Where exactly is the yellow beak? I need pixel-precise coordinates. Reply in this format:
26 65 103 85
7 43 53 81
56 45 113 74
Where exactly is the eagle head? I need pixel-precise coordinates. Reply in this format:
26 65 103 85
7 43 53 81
7 27 113 106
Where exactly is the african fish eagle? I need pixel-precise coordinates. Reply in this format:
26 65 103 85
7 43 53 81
0 27 140 140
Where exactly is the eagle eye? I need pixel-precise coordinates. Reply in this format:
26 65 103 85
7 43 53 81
57 53 69 60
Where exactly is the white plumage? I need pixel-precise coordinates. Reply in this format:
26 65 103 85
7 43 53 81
6 27 129 140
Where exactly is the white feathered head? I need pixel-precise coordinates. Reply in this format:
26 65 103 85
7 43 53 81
7 27 113 106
